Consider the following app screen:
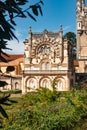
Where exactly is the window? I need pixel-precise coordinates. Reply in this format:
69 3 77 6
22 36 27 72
42 79 48 88
57 81 63 91
15 82 19 89
3 85 7 90
77 22 81 29
29 79 35 89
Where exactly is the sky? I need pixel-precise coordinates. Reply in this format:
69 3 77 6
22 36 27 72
6 0 77 54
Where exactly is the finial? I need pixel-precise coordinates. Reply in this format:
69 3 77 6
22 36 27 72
29 26 32 34
60 24 63 32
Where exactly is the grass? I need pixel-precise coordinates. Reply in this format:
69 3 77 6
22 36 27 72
1 88 87 130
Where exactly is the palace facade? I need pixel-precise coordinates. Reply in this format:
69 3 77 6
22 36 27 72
21 26 74 93
1 0 87 93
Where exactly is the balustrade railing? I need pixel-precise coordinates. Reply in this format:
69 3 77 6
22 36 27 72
21 70 71 75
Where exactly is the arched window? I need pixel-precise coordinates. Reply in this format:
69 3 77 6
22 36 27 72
29 79 35 89
57 81 63 91
15 82 19 89
77 22 81 30
42 79 48 88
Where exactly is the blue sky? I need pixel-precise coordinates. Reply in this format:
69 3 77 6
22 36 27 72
7 0 76 54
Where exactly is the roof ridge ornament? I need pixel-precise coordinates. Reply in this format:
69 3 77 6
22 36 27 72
60 24 63 32
29 26 32 34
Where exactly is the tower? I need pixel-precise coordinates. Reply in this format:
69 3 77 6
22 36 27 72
76 0 87 72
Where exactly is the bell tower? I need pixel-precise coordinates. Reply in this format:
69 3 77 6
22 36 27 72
76 0 87 59
76 0 87 72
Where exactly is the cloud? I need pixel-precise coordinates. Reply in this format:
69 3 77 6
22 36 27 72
4 29 25 54
15 30 22 38
63 26 71 32
6 40 24 54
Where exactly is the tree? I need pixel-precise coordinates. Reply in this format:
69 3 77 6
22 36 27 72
64 32 76 59
0 0 43 61
0 0 43 122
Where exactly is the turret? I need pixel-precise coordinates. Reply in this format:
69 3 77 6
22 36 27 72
28 26 32 63
24 27 32 65
76 0 87 59
59 25 63 44
76 0 83 32
28 26 32 46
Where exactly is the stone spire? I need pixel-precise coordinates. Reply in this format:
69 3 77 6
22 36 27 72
59 25 63 44
28 26 32 46
59 25 63 36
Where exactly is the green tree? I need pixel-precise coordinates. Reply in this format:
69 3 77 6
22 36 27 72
0 0 43 123
64 32 76 59
0 0 43 60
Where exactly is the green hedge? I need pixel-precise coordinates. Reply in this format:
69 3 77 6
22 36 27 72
0 89 22 94
1 88 87 130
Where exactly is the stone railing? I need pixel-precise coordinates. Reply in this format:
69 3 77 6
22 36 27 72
21 70 71 75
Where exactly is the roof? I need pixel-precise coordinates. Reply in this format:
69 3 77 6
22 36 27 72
0 54 23 62
0 57 24 66
0 54 24 66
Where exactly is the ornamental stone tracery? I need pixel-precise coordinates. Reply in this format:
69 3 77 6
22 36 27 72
22 26 74 94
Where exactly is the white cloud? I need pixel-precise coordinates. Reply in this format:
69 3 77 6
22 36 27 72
15 30 22 38
5 40 24 54
63 26 71 32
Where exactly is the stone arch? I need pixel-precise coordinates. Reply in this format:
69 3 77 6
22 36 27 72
54 76 66 91
15 82 19 90
39 76 52 90
36 43 54 56
25 76 37 90
32 40 55 57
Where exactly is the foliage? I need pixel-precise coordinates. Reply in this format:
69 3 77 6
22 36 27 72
0 65 18 124
0 93 18 127
64 32 76 59
51 79 58 90
6 66 15 73
0 81 8 87
1 88 87 130
0 0 43 125
0 0 43 58
64 32 76 46
0 90 22 94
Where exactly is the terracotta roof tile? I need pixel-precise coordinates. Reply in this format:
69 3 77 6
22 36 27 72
0 54 24 62
0 57 24 66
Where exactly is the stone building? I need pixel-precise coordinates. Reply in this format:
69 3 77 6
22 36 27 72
0 54 24 91
1 0 87 93
76 0 87 72
22 26 74 94
76 0 87 83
